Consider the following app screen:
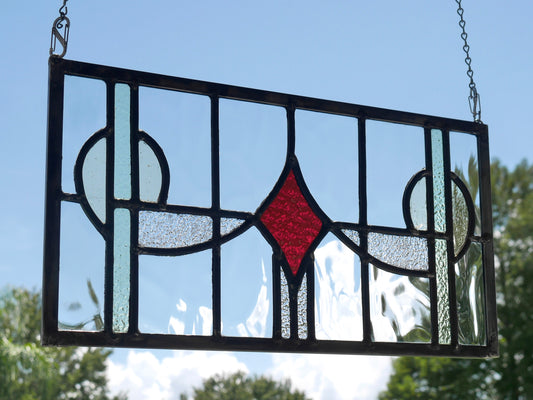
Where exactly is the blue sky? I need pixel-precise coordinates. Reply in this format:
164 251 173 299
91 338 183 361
1 1 532 398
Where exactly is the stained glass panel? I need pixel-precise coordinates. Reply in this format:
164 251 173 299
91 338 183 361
43 58 497 357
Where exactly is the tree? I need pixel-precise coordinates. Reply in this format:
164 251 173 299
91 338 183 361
181 371 311 400
0 286 126 400
379 159 533 399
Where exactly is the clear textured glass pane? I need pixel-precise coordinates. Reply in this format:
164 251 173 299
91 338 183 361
409 177 428 230
139 88 211 207
315 234 363 341
114 84 131 200
432 130 446 233
298 273 308 339
342 229 360 246
221 227 272 338
456 242 486 345
281 269 290 339
221 218 246 236
113 208 131 333
139 140 162 202
220 99 286 212
59 202 104 331
367 121 425 227
452 180 469 256
370 265 431 343
368 232 428 271
450 132 481 235
296 110 358 222
139 250 212 335
82 137 106 223
432 130 451 345
138 211 212 248
63 76 105 194
436 238 451 344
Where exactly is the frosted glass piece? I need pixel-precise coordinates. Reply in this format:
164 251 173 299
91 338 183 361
409 177 428 230
114 84 131 200
139 251 212 335
432 130 446 233
342 229 360 246
139 88 211 207
139 140 162 202
113 208 130 333
221 228 272 338
370 265 431 343
456 242 486 345
368 232 428 271
59 202 104 331
298 274 308 339
82 137 106 223
220 218 246 236
62 76 105 194
436 238 451 344
367 121 425 227
138 212 212 248
296 110 358 222
315 235 363 341
220 99 286 212
281 269 290 339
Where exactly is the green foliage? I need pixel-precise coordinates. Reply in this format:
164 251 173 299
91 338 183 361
184 371 310 400
379 159 533 399
0 287 125 400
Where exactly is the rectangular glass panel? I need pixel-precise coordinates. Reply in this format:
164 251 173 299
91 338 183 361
58 202 104 331
138 251 212 335
366 121 425 227
62 76 106 194
431 130 451 344
295 110 358 222
436 238 451 344
298 273 308 339
450 131 481 235
221 227 273 338
114 84 131 200
314 235 363 341
113 208 130 333
369 265 431 343
281 268 290 339
220 99 286 212
139 88 211 207
456 242 486 345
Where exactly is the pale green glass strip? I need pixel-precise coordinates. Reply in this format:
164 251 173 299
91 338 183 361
114 83 131 200
432 130 451 344
113 208 130 333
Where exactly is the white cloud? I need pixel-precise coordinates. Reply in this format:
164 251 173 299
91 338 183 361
107 350 391 400
107 350 248 400
268 354 392 400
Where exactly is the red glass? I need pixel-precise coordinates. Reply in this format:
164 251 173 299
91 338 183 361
260 170 323 276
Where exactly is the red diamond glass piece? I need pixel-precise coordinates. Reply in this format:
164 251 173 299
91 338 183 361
260 170 323 276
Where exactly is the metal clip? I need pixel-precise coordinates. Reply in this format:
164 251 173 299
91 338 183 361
50 16 70 58
468 88 482 123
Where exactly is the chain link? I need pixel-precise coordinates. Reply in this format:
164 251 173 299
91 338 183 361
50 0 70 58
455 0 481 123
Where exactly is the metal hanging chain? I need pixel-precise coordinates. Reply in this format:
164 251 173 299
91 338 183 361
455 0 481 123
50 0 70 58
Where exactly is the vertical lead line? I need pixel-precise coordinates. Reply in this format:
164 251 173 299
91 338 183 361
104 81 115 334
358 118 371 343
442 130 459 346
425 128 439 345
129 85 140 334
43 59 65 338
211 95 221 337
